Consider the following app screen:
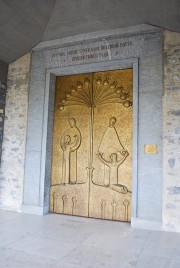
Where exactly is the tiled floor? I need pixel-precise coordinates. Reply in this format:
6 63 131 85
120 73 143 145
0 210 180 268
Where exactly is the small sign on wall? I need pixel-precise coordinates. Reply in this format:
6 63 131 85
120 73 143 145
144 144 158 154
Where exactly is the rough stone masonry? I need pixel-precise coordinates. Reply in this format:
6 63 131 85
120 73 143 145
0 53 30 210
163 31 180 232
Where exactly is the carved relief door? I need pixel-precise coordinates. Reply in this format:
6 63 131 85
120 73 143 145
50 69 133 222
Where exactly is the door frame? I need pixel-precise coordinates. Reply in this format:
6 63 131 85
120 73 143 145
41 57 139 220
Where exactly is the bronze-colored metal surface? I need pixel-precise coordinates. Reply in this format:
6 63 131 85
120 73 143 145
50 69 133 222
144 144 158 154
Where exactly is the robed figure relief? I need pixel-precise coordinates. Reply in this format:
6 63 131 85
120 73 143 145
97 117 129 189
60 118 81 184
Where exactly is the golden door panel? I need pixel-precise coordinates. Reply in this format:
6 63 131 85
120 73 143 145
50 69 133 222
50 73 91 217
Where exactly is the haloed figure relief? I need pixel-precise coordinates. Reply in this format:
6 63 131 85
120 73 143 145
60 118 81 184
97 117 129 192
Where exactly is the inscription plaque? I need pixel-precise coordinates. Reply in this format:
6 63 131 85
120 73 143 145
144 145 158 154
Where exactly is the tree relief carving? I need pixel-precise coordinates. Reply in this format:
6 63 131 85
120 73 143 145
57 77 132 111
57 76 132 193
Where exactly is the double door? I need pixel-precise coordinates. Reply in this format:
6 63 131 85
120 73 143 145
50 69 133 221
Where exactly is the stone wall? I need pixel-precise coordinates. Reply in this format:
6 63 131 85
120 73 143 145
0 53 30 211
163 31 180 232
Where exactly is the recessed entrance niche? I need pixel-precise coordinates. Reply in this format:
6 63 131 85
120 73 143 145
50 69 133 222
22 25 162 230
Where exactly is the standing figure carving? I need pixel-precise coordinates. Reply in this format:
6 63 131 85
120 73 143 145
60 118 81 184
98 117 128 186
97 152 128 186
